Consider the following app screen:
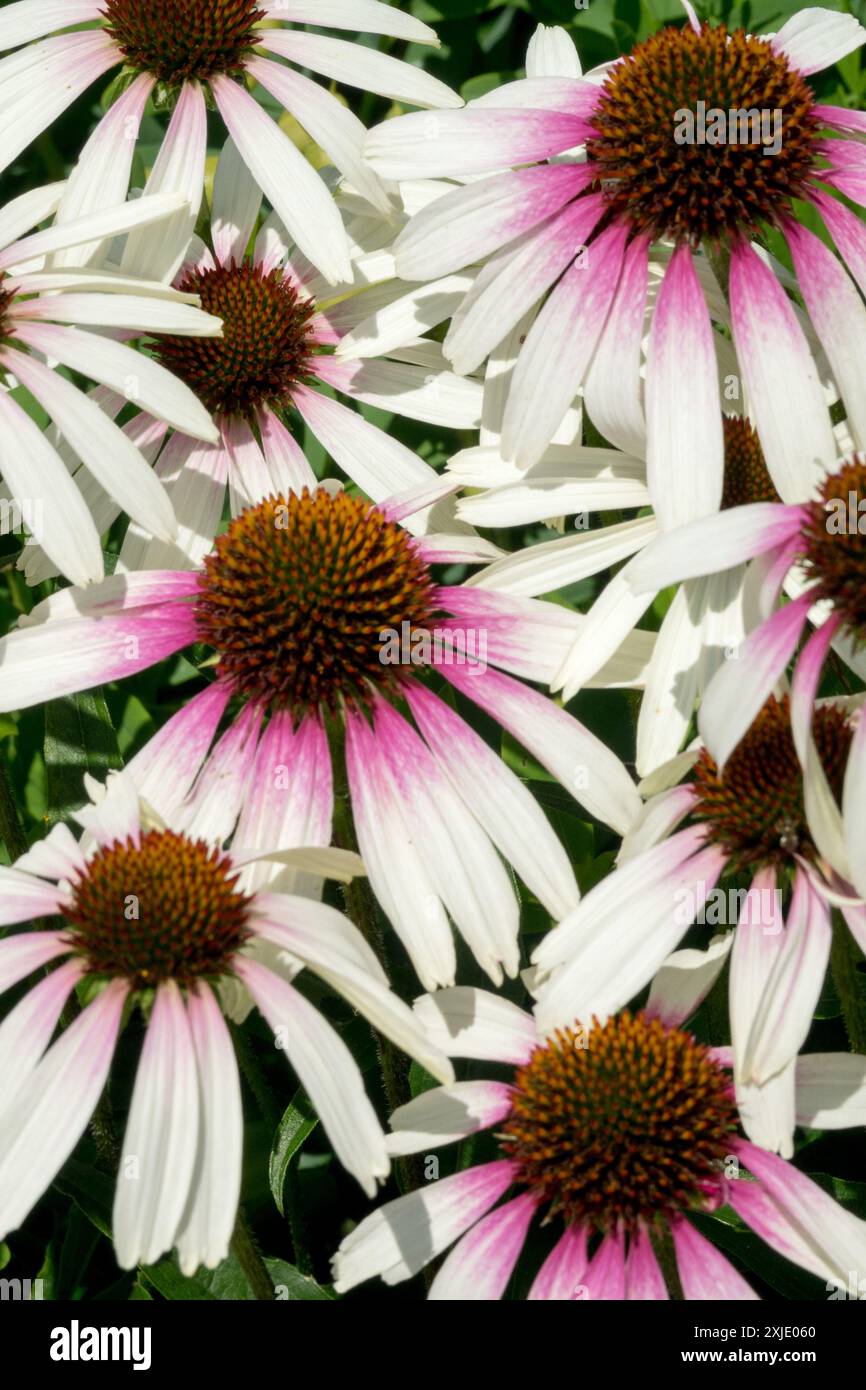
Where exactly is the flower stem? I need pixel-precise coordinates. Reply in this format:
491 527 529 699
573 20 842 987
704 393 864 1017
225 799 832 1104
231 1210 275 1301
831 914 866 1055
0 756 27 864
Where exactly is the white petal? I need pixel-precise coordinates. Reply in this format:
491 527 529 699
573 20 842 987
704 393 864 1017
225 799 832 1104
0 386 103 586
237 957 388 1198
772 8 866 76
413 988 537 1065
211 75 351 287
264 30 461 110
0 981 127 1240
3 341 179 542
175 986 243 1274
113 982 200 1269
386 1081 513 1156
13 321 219 442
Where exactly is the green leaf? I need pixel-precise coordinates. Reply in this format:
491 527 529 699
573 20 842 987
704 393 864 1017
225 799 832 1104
141 1259 219 1301
55 1158 114 1240
267 1260 336 1301
44 690 122 824
269 1090 318 1218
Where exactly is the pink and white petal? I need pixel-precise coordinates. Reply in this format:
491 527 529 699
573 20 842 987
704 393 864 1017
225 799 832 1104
428 1192 537 1300
0 383 103 586
625 1227 668 1300
729 240 835 503
373 700 520 985
345 709 456 990
0 960 84 1116
177 704 263 843
0 602 197 712
533 842 726 1032
528 1225 588 1301
113 981 200 1269
785 219 866 449
394 164 592 281
211 75 351 287
0 980 127 1241
413 988 537 1065
731 1140 866 1288
50 74 154 268
812 105 866 135
627 504 803 594
332 1159 518 1291
729 867 784 1073
236 957 389 1197
646 933 733 1029
258 0 440 43
772 9 866 77
843 708 866 897
0 929 72 988
646 244 723 528
671 1218 759 1300
584 234 649 458
796 1053 866 1129
264 30 462 110
698 594 813 771
470 520 655 610
365 107 591 181
444 662 642 836
443 196 603 377
249 56 389 215
582 1230 626 1299
221 415 274 515
175 985 243 1275
744 870 832 1085
234 713 331 894
0 32 119 177
251 906 454 1085
811 188 866 302
618 785 696 864
119 432 229 574
124 682 229 823
0 0 105 47
258 408 317 494
403 682 579 920
502 223 629 468
120 81 207 283
386 1081 514 1156
15 317 217 441
292 386 435 525
210 137 263 268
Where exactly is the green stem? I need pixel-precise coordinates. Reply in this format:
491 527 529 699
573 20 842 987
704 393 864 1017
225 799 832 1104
650 1223 685 1300
707 241 731 301
831 914 866 1055
229 1024 314 1274
230 1020 282 1131
231 1211 275 1301
0 756 28 863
